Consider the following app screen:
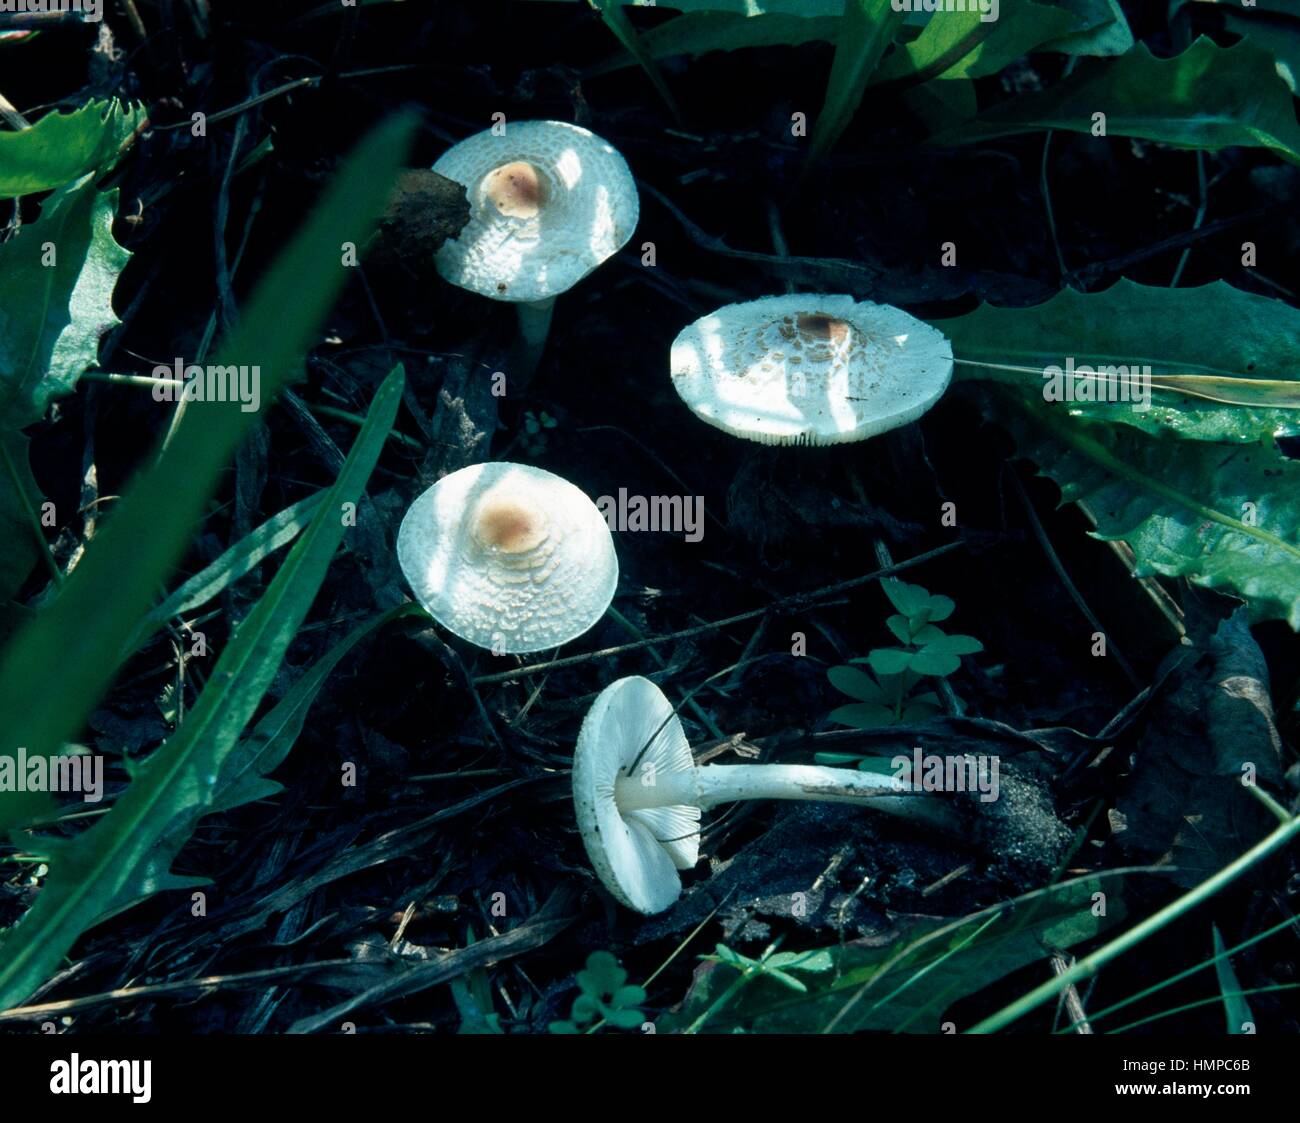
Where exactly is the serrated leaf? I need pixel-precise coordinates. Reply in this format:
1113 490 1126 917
932 37 1300 164
0 178 129 430
0 115 415 1004
1000 393 1300 629
828 664 885 702
1040 0 1132 57
829 702 896 729
941 280 1300 442
0 99 144 197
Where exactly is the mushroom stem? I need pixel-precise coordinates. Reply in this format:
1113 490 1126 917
615 763 960 832
511 296 556 385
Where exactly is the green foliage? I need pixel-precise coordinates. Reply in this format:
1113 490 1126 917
941 280 1300 443
0 368 407 1009
1001 394 1300 629
0 99 144 196
519 409 558 457
0 113 414 835
548 951 648 1032
933 36 1300 164
662 873 1127 1032
825 580 982 734
808 0 906 164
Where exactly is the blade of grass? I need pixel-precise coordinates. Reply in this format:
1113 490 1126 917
0 366 405 1009
805 0 905 170
967 808 1300 1033
1211 923 1255 1033
0 113 415 831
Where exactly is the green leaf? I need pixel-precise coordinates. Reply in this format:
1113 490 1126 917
0 112 413 847
884 613 912 643
932 37 1300 164
0 99 144 196
883 0 1081 83
0 432 41 602
908 647 961 676
881 578 931 617
923 632 984 656
578 950 627 996
549 1019 580 1034
942 280 1300 442
127 492 327 651
1040 0 1132 57
526 0 845 13
829 702 896 729
923 594 954 622
1212 924 1254 1034
828 664 885 702
661 872 1128 1032
592 0 683 123
1000 394 1300 629
606 1006 648 1029
867 647 914 676
0 178 129 430
611 983 647 1008
0 365 406 1008
808 0 906 163
900 699 943 722
588 10 840 74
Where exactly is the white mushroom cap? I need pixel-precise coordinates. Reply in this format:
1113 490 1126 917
670 294 954 445
397 462 618 654
573 676 701 914
432 120 639 304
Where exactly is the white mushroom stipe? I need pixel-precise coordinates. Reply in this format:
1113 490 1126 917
573 676 959 915
397 462 618 655
670 293 954 445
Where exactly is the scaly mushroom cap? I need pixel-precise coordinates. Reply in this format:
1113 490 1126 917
670 294 954 445
432 120 639 304
397 462 618 654
573 676 701 914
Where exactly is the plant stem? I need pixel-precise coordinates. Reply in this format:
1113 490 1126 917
511 297 555 386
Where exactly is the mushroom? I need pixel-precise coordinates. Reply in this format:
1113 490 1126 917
573 675 959 914
669 294 953 445
432 119 639 380
397 461 618 654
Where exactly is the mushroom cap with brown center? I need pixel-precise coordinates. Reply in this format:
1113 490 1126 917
397 462 619 654
669 294 954 445
432 120 639 304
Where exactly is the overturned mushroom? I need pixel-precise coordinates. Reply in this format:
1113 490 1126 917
670 294 953 445
397 461 618 654
432 119 639 379
573 675 958 914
